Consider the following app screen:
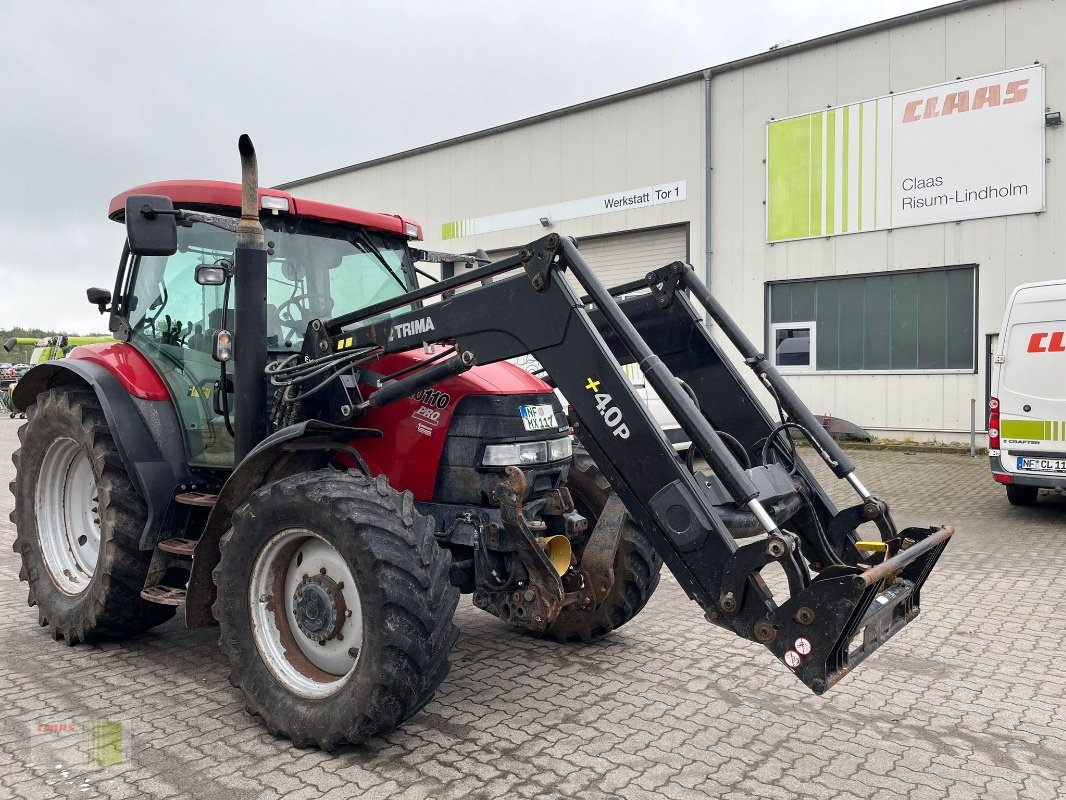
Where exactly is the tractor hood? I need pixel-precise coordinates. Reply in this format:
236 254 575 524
351 350 560 500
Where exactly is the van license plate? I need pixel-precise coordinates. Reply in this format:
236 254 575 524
520 404 557 432
1017 456 1066 473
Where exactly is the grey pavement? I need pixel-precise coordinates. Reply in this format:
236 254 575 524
0 417 1063 799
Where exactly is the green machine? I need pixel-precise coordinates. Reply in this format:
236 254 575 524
2 336 116 417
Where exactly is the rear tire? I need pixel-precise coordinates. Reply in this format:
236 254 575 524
10 388 176 642
1006 484 1039 506
534 447 662 642
214 469 460 750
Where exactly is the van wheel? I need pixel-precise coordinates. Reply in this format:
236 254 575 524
1006 484 1039 506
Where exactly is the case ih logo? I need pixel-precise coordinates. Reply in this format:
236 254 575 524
902 78 1029 123
1027 331 1066 353
388 316 435 341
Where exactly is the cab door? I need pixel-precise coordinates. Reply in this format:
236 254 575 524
124 221 235 469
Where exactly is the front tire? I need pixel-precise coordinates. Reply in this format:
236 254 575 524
214 469 460 750
535 447 662 642
10 388 175 642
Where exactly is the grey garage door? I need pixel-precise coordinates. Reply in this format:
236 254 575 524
485 224 688 292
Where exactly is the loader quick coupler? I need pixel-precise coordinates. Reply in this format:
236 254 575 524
719 530 809 627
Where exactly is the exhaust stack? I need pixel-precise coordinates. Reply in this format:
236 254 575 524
232 134 269 461
236 134 265 251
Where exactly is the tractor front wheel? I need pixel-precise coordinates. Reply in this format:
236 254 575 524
10 388 176 642
214 469 460 750
535 446 662 642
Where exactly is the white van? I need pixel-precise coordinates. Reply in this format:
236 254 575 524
988 279 1066 505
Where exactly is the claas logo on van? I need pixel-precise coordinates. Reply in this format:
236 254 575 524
1027 332 1066 353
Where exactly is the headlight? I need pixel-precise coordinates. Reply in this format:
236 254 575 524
547 437 572 461
482 437 572 467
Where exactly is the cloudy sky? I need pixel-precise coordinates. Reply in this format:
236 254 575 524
0 0 940 333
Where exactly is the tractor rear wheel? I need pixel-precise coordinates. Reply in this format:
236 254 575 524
10 388 176 642
214 469 460 750
535 446 662 642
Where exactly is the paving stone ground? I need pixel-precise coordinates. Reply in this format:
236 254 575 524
0 416 1063 799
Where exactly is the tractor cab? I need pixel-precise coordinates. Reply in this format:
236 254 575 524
105 181 421 468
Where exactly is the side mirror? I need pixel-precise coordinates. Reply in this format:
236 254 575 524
3 338 16 353
125 194 178 256
195 264 228 286
86 287 111 314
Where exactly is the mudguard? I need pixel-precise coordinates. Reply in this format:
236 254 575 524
12 360 190 546
184 420 381 628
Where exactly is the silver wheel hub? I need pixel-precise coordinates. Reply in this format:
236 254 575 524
35 437 101 595
249 529 363 699
293 574 346 643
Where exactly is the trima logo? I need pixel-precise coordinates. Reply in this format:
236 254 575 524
388 316 436 342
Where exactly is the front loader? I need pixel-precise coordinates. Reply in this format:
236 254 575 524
9 137 953 750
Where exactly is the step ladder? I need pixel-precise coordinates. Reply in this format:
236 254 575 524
139 492 217 606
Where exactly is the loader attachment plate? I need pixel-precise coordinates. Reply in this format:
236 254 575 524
766 525 954 694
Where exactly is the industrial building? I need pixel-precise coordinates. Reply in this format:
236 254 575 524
281 0 1062 442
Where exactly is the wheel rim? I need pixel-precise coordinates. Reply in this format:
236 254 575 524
249 528 364 699
34 437 101 595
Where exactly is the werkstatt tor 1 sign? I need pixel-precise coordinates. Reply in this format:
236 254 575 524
766 65 1045 242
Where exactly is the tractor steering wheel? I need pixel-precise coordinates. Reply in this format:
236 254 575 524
276 293 336 329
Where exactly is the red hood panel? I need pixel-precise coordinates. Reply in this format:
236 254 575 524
351 352 552 499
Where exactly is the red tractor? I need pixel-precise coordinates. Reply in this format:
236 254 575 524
10 137 954 750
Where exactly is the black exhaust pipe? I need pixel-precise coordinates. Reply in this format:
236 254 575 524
233 134 269 461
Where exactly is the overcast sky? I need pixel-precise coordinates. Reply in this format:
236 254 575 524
0 0 941 334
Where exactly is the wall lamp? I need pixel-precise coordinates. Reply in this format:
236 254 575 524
539 216 551 228
1046 111 1062 127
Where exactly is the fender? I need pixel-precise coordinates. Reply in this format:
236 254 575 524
184 420 381 628
12 359 189 546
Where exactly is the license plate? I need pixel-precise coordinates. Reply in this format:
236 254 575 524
1016 456 1066 473
520 404 557 432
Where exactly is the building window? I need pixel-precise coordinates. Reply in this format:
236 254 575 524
770 322 816 370
767 265 977 372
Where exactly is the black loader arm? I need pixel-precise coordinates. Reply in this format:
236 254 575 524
309 234 954 695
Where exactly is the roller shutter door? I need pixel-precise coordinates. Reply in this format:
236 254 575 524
486 224 687 292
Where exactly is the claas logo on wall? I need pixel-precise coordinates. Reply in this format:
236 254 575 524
901 78 1030 123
